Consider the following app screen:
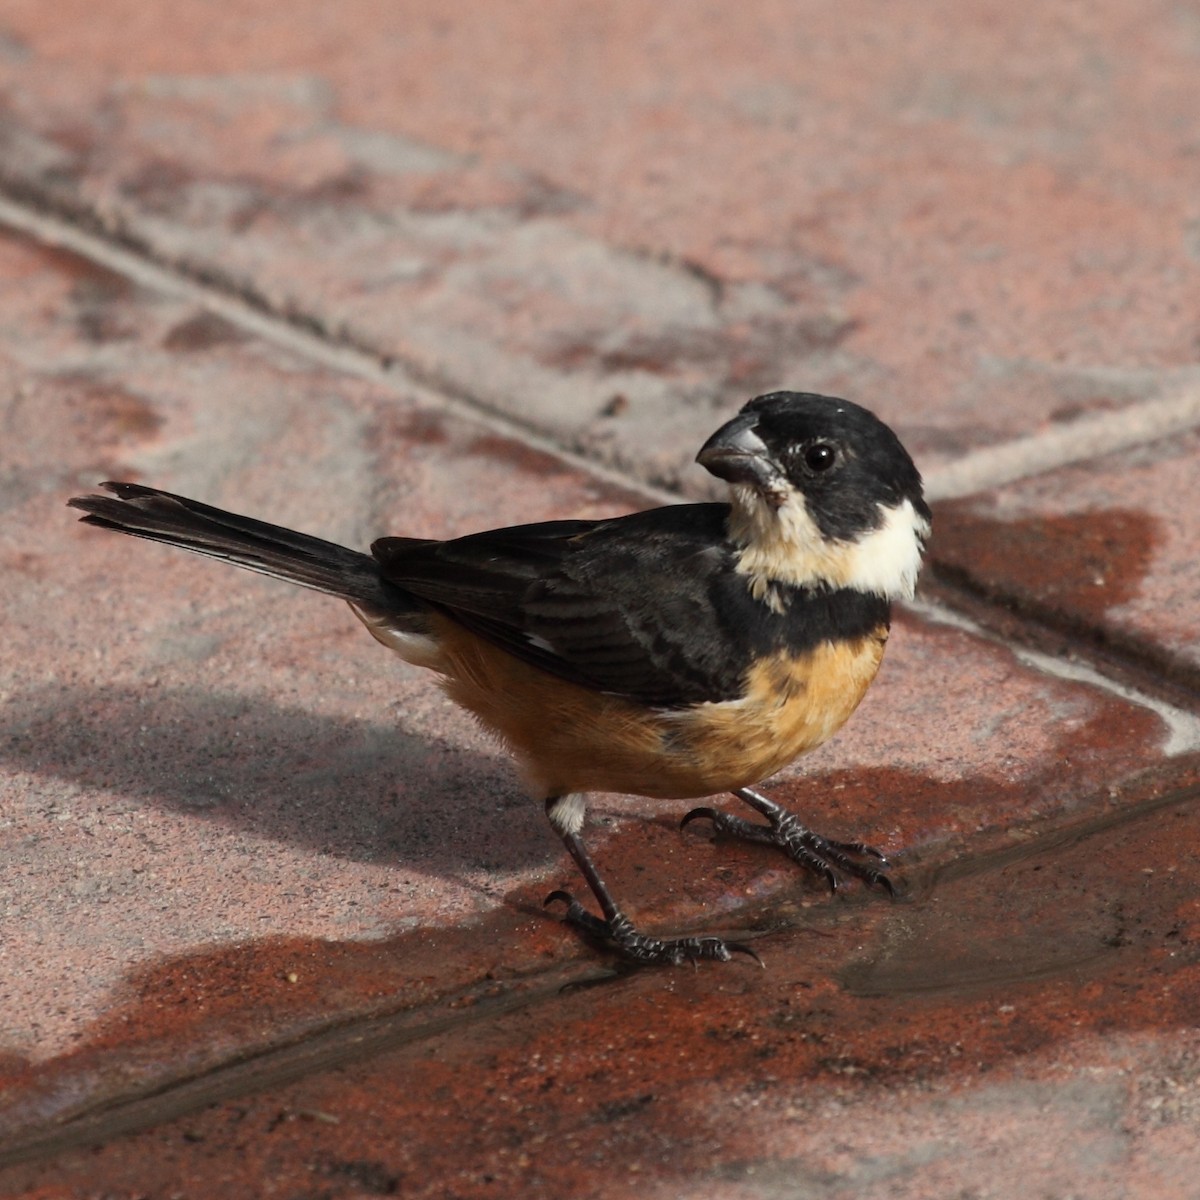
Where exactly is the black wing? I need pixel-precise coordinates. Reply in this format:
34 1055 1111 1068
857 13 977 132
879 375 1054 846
371 504 757 706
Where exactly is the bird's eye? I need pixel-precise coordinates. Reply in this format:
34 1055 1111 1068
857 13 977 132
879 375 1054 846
804 442 837 472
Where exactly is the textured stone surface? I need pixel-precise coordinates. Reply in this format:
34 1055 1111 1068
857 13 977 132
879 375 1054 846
1 220 1198 1186
0 226 630 1066
1 2 1199 1196
933 428 1200 692
5 783 1200 1197
0 1 1197 486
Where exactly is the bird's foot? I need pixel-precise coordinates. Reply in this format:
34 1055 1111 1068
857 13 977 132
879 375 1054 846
681 805 897 895
545 891 762 967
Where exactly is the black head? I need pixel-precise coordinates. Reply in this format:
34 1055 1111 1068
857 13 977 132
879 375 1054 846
697 391 930 545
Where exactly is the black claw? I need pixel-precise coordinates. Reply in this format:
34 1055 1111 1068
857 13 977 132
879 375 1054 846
866 870 898 897
544 890 615 941
728 942 766 968
546 893 762 968
690 793 902 896
824 838 889 865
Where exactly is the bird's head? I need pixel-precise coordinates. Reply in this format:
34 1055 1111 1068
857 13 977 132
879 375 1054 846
697 392 931 600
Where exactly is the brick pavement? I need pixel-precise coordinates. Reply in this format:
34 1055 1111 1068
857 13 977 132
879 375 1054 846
0 3 1198 1196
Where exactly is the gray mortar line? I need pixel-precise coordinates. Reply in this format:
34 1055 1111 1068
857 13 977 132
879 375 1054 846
0 963 611 1169
4 193 1200 506
924 381 1200 501
0 193 682 508
909 598 1200 755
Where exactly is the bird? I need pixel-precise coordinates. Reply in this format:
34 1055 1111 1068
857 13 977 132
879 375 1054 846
68 391 930 966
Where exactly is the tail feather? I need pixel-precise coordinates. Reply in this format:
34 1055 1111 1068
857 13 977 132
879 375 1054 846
68 482 406 610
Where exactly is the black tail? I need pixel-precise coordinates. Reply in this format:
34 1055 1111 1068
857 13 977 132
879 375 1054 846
68 482 404 610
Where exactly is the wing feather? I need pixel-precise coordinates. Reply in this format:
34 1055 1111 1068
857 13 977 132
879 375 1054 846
372 505 746 705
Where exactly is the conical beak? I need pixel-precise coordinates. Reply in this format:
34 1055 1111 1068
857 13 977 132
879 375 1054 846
696 413 786 495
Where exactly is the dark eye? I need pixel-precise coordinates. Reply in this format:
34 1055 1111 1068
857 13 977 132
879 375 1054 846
804 442 837 472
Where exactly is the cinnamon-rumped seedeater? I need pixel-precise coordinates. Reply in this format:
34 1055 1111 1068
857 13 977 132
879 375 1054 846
69 391 930 966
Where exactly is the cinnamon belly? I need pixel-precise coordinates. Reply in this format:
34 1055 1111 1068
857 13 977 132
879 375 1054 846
426 614 889 800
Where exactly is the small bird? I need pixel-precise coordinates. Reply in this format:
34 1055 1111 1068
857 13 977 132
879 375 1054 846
69 391 930 966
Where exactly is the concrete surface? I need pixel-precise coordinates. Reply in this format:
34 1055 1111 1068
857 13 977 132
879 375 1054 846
0 2 1198 1197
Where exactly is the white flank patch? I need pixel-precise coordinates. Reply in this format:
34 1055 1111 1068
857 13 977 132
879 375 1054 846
348 603 444 669
376 628 443 666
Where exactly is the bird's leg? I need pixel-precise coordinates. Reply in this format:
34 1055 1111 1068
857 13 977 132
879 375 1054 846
682 786 897 895
542 794 760 967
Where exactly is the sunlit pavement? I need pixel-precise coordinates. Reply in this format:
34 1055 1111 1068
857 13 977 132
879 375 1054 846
2 5 1199 1196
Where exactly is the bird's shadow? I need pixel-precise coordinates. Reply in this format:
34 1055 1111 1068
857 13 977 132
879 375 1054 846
2 683 553 877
